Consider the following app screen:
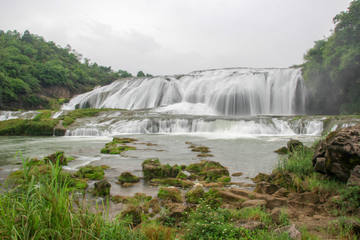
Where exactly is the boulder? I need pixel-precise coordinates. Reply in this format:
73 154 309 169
44 151 72 165
313 125 360 182
120 206 142 227
166 203 191 222
252 173 270 183
274 146 289 155
185 187 205 204
348 165 360 185
231 172 243 177
141 159 180 180
91 180 111 197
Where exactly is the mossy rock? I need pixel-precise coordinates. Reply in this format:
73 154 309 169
217 176 231 182
206 169 230 182
186 160 227 174
158 187 182 203
112 195 130 203
186 163 202 173
274 146 288 155
188 173 197 181
75 179 88 190
91 180 111 197
231 172 243 177
191 146 211 153
118 172 140 183
287 139 304 153
197 153 214 157
141 159 181 180
185 187 205 204
120 206 142 227
100 148 109 154
198 171 207 181
253 173 270 183
176 172 188 179
74 165 105 180
44 151 73 166
267 171 293 188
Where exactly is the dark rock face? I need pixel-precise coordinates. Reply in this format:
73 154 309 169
312 125 360 182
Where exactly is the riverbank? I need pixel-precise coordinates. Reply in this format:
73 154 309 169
1 128 359 239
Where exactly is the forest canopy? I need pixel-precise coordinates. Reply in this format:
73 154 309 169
302 0 360 115
0 30 150 110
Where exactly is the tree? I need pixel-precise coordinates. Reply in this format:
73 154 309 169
137 71 145 77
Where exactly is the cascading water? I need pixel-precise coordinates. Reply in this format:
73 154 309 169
63 68 306 116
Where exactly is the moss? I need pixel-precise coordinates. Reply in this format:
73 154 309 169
91 180 111 197
217 176 231 182
118 172 140 183
185 187 205 204
274 147 289 155
176 172 187 179
157 187 182 202
75 179 88 189
101 144 136 155
186 164 202 173
141 159 180 180
191 146 211 153
62 116 75 127
197 153 214 157
326 131 338 143
44 151 73 166
74 165 105 180
0 118 60 136
188 173 197 181
206 169 229 182
253 173 270 183
111 195 130 203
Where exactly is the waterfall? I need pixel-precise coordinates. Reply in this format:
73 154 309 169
63 68 306 116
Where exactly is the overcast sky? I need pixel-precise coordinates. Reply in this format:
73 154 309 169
0 0 353 76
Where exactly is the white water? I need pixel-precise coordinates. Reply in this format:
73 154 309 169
63 68 306 116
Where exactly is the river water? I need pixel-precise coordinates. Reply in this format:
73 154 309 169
0 67 356 197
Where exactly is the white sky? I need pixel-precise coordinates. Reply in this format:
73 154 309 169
0 0 353 76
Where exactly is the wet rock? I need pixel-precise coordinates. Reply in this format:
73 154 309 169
348 165 360 185
185 160 227 174
267 171 293 188
231 172 243 177
191 146 211 153
158 187 182 203
287 139 304 153
118 171 140 183
274 224 301 239
242 199 267 208
235 220 266 231
203 182 224 187
91 180 111 197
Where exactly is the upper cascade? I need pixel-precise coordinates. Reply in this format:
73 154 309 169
63 68 306 116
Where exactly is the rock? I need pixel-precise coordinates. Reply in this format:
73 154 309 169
214 188 250 203
111 195 129 203
313 125 360 182
203 182 224 187
74 165 105 180
313 157 326 174
44 151 72 165
186 160 227 174
254 182 281 195
141 159 180 180
242 199 267 208
343 218 360 235
206 169 230 182
287 139 304 153
166 203 191 222
272 188 290 198
185 187 205 204
287 200 317 217
252 173 270 183
235 220 266 231
288 192 319 205
176 172 188 179
267 171 293 188
157 187 182 203
274 146 289 155
91 180 111 197
348 165 360 185
231 172 243 177
270 207 294 225
118 171 140 183
274 224 301 239
120 206 142 227
145 198 161 214
75 179 88 190
217 176 231 182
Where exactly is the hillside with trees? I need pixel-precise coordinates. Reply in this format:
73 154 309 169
302 0 360 115
0 30 151 110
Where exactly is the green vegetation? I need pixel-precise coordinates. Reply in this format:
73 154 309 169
118 171 140 183
0 30 151 110
302 0 360 114
0 118 59 135
73 165 105 180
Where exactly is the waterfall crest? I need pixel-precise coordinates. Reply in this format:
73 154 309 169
63 68 306 116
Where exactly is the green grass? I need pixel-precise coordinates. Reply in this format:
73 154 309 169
0 118 60 135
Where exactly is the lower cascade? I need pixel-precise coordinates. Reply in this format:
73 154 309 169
63 68 306 116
